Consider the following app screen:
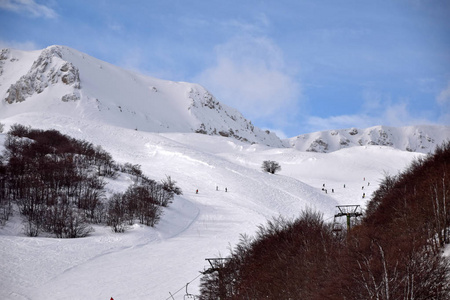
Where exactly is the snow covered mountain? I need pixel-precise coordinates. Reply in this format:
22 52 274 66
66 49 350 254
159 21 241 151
0 45 448 300
0 45 282 147
286 125 450 154
1 45 448 153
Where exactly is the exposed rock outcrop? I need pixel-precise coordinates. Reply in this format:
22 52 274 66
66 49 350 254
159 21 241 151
287 125 450 154
4 46 80 104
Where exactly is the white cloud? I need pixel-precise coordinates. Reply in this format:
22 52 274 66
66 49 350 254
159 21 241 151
221 12 270 36
306 93 438 132
195 34 301 126
437 81 450 105
107 21 123 33
437 81 450 124
117 47 144 73
0 0 57 19
381 102 418 127
0 39 39 50
362 89 434 126
306 114 373 132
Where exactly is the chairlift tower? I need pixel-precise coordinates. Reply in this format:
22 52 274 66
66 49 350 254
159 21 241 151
334 205 363 231
204 258 230 300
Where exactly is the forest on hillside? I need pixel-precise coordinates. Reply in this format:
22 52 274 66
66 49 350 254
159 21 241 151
0 124 181 237
199 142 450 300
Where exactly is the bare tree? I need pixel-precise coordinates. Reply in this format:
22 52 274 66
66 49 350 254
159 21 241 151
161 175 183 196
107 193 127 233
261 160 281 174
1 124 177 237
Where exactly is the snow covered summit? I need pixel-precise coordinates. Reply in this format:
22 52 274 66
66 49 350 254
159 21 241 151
1 45 446 300
286 125 450 154
0 45 282 147
1 45 448 153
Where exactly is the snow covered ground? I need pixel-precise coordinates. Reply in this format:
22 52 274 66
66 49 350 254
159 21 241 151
0 118 422 300
0 45 433 300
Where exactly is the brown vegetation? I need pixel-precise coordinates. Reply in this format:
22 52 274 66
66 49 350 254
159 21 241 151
0 124 181 237
200 142 450 299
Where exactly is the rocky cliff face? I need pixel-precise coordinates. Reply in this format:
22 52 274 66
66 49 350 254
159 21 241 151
187 87 281 146
2 47 80 104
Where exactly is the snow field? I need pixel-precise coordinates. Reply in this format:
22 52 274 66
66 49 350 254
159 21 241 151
0 44 442 300
0 117 422 300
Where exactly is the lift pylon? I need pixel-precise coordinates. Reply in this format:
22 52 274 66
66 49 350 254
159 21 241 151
334 205 363 231
204 258 231 300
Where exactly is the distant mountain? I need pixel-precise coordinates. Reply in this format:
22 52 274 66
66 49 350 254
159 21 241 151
0 45 282 147
285 125 450 154
1 45 448 153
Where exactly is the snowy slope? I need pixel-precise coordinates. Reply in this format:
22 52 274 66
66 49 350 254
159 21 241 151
0 45 282 147
1 45 448 153
0 120 421 300
286 125 450 153
0 45 433 300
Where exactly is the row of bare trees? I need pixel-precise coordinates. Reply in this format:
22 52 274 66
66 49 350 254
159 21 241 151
107 175 181 232
199 142 450 299
0 124 181 237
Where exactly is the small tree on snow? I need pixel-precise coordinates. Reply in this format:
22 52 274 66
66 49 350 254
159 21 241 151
262 160 281 174
161 175 183 196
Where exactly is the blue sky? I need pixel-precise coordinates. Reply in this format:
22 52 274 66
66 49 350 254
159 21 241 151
1 0 449 137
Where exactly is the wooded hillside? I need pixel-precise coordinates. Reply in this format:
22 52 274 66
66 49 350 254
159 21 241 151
199 142 450 299
0 124 181 237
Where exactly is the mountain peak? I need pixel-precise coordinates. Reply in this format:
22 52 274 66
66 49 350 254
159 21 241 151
1 45 80 104
287 125 449 154
1 45 447 152
0 46 283 147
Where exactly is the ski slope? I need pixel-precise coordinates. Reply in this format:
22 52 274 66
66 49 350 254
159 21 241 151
0 117 421 300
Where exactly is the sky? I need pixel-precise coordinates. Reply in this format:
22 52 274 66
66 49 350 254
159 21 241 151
0 0 449 138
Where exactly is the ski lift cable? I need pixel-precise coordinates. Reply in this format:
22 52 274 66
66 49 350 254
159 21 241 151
165 272 203 300
324 215 334 222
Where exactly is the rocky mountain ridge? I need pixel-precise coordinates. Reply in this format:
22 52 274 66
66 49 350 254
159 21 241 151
0 45 282 147
287 125 449 154
0 45 448 153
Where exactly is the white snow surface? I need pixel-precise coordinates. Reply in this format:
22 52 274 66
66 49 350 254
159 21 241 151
0 45 282 147
287 125 450 154
0 120 421 300
0 45 438 300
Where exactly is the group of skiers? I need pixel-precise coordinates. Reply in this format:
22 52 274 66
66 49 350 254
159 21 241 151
321 183 336 194
195 186 227 194
216 186 227 192
322 177 370 199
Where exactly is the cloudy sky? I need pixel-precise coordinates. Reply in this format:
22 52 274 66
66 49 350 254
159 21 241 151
1 0 449 137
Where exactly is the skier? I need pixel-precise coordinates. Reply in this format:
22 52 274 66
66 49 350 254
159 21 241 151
225 187 227 192
332 189 334 193
196 189 198 194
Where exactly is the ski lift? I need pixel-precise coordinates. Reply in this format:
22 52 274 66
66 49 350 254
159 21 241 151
332 215 344 233
184 282 198 300
333 205 363 233
332 222 343 232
